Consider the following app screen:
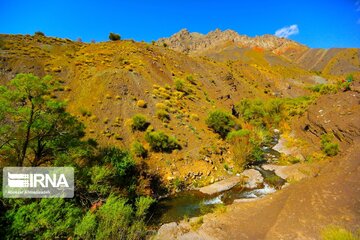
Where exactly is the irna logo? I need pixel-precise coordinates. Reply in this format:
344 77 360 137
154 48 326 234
7 172 69 188
3 167 74 198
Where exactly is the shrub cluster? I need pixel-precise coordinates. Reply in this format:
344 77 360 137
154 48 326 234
309 84 338 94
206 110 234 138
34 31 45 36
145 130 180 152
109 32 121 41
321 133 339 156
131 141 148 158
156 109 170 122
131 114 149 131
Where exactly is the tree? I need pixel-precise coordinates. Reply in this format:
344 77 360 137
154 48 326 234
206 110 235 138
109 32 121 41
0 74 85 166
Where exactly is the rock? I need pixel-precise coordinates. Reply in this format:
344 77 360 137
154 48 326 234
233 198 259 203
157 222 179 239
199 176 241 195
241 169 264 189
262 164 306 181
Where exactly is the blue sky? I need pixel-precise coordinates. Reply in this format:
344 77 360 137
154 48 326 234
1 0 359 48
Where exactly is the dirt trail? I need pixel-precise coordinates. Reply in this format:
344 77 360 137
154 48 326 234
156 138 360 239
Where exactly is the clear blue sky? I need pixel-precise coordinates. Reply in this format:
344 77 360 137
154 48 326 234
1 0 359 48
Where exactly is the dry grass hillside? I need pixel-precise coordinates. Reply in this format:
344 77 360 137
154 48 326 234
0 33 359 188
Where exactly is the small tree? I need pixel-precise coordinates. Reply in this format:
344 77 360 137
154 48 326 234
206 110 234 138
109 32 121 41
0 74 85 167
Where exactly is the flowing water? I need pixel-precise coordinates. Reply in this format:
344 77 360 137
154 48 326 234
151 134 285 225
151 167 285 225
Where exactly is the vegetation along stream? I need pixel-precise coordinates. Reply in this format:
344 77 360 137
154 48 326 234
151 135 286 225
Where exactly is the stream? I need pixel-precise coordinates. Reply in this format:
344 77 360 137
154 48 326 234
151 133 285 225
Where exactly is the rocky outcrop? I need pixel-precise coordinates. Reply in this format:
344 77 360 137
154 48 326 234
156 28 307 55
296 89 360 151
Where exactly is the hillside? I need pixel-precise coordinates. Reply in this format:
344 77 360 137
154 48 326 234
157 29 360 76
0 32 359 188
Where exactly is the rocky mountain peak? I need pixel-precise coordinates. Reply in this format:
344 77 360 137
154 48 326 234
157 29 307 55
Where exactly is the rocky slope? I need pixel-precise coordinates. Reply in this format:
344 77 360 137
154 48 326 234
0 33 358 188
156 28 307 56
156 90 360 239
157 29 360 76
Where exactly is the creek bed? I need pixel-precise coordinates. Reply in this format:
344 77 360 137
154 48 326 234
151 167 285 225
151 133 285 225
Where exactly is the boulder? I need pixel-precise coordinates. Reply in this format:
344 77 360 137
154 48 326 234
241 169 264 189
262 164 306 181
199 176 241 195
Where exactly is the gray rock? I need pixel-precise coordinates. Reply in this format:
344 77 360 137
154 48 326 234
199 176 241 195
241 169 264 189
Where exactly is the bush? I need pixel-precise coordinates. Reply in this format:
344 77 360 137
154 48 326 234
131 114 149 131
145 131 180 152
321 225 357 240
109 32 121 41
206 110 234 138
34 31 45 36
174 78 192 95
310 84 338 94
236 99 267 126
227 129 252 170
156 109 170 122
321 133 339 156
132 141 148 158
100 147 135 178
75 195 154 240
136 100 147 108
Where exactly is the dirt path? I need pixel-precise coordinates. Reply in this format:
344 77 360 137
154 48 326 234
156 138 360 239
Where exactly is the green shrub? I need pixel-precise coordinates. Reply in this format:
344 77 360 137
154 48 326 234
156 109 170 122
237 99 267 126
174 78 193 95
346 74 354 82
131 114 149 131
145 131 180 152
34 31 45 36
321 133 339 156
79 108 91 117
206 110 235 138
321 225 357 240
75 195 154 240
227 129 251 140
310 84 338 94
109 32 121 41
100 147 135 178
131 141 148 158
323 142 339 156
172 177 184 191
